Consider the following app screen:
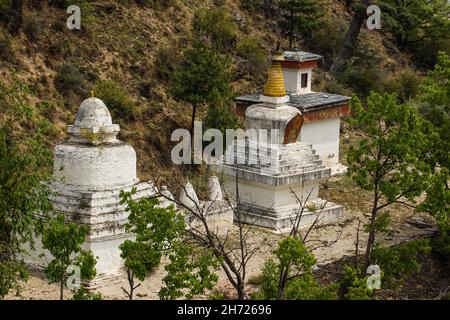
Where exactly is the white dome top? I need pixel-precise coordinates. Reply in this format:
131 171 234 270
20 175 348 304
75 97 112 128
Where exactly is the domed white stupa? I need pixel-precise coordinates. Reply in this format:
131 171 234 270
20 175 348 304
53 96 137 190
46 95 156 286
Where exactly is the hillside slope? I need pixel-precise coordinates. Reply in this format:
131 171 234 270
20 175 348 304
0 0 416 180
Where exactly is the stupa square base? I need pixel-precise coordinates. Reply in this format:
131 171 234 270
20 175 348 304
233 200 344 233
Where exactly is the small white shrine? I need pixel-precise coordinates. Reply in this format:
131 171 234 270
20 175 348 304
48 96 156 286
218 52 345 232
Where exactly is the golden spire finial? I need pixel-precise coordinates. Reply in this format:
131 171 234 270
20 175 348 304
90 90 95 98
263 51 286 97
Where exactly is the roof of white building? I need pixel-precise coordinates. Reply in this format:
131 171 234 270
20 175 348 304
236 92 350 112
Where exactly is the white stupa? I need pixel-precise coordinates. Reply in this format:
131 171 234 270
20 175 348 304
49 96 156 286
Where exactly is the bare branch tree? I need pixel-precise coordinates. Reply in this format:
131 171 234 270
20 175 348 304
152 165 269 300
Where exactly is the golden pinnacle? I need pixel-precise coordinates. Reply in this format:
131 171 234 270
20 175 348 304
263 52 286 97
90 90 95 98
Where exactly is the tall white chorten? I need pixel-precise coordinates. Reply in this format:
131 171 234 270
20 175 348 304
49 96 155 286
218 52 344 232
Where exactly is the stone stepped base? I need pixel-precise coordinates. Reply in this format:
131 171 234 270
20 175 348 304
234 200 344 233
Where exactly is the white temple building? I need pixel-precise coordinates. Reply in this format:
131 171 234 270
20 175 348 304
217 51 346 232
235 50 350 174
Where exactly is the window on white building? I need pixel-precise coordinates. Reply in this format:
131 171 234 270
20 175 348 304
301 73 308 89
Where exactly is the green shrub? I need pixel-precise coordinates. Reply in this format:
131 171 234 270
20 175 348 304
0 34 18 65
339 266 373 300
256 236 337 300
236 37 268 78
49 38 75 58
371 239 431 289
338 61 384 97
309 17 345 69
23 15 43 41
383 68 421 103
193 8 236 50
240 0 263 11
154 45 183 81
94 80 138 120
54 63 87 95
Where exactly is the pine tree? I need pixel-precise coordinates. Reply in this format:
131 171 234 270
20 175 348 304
278 0 324 49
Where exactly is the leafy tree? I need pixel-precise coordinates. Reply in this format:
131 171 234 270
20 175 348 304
371 239 431 289
379 0 450 67
0 79 53 299
256 236 337 300
278 0 324 49
159 242 219 300
42 214 97 300
94 80 138 121
236 37 268 79
346 92 433 271
192 8 236 51
331 0 370 73
339 265 373 300
118 189 185 300
418 169 450 257
119 189 219 300
418 51 450 170
172 42 235 142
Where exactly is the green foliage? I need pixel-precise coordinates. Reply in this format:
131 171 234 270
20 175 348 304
371 239 431 289
54 63 87 96
236 38 268 79
204 104 239 136
256 236 337 300
383 68 421 103
72 286 102 300
340 266 373 300
94 80 138 121
418 169 450 257
346 92 434 266
42 214 96 300
378 0 450 67
172 42 234 106
418 52 450 169
363 211 391 234
119 240 161 281
309 17 345 68
119 189 186 299
240 0 263 12
159 243 219 300
0 34 18 65
120 189 219 300
22 15 44 42
155 45 183 81
347 93 431 200
338 60 383 97
278 0 324 48
193 8 236 51
0 78 53 299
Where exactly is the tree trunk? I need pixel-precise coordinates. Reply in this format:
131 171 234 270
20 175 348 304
363 188 379 272
190 104 197 147
60 279 64 300
330 0 370 74
9 0 23 35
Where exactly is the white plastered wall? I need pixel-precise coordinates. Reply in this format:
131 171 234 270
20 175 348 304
299 117 340 168
282 68 312 94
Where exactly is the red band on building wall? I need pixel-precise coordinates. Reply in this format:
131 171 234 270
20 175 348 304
303 104 350 122
281 60 318 69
